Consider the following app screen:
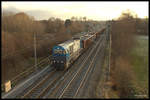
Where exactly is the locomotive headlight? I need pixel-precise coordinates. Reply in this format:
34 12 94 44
61 61 63 63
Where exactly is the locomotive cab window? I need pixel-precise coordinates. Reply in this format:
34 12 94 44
54 50 63 54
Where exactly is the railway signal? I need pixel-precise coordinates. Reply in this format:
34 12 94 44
65 19 71 34
65 19 71 28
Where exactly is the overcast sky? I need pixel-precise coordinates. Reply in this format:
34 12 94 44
2 1 149 21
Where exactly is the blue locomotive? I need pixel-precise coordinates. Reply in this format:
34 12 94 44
51 38 82 70
51 28 105 70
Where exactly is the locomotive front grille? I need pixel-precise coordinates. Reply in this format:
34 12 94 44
52 58 66 70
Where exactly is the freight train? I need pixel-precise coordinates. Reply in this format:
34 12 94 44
51 28 105 70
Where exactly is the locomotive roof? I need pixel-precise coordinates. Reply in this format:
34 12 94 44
58 39 74 47
57 39 80 53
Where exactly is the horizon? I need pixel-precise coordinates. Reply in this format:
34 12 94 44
2 1 149 21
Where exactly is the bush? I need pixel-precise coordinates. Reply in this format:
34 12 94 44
110 10 140 98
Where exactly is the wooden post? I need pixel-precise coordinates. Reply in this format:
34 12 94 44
4 80 11 92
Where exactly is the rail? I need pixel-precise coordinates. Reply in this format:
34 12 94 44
73 37 106 97
20 31 103 98
58 34 103 98
2 27 106 97
1 55 52 92
21 69 56 98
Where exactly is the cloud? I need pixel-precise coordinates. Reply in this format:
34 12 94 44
2 6 21 13
25 10 55 20
2 2 148 20
2 6 59 20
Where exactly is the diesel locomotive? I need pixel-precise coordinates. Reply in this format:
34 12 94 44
51 28 105 70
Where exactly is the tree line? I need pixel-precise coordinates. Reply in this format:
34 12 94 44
1 11 99 83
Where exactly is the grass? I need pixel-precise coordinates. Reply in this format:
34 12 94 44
130 35 148 96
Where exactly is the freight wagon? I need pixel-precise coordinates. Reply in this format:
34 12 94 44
80 34 95 49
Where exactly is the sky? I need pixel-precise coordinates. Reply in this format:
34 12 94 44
2 1 149 21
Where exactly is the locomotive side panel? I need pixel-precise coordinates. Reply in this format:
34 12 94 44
64 39 81 69
73 39 81 53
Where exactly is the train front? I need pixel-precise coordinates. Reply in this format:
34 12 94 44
51 46 69 70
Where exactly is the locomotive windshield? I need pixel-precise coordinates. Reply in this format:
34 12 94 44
54 49 65 54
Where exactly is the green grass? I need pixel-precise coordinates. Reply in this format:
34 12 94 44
130 36 148 94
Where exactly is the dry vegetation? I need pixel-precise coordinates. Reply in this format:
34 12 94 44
110 10 148 98
2 11 101 84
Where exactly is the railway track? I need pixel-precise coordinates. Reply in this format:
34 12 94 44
20 69 57 98
42 35 105 98
13 31 106 99
76 35 107 97
14 66 55 98
73 38 107 98
58 35 105 98
2 55 52 92
42 40 98 98
16 40 93 98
